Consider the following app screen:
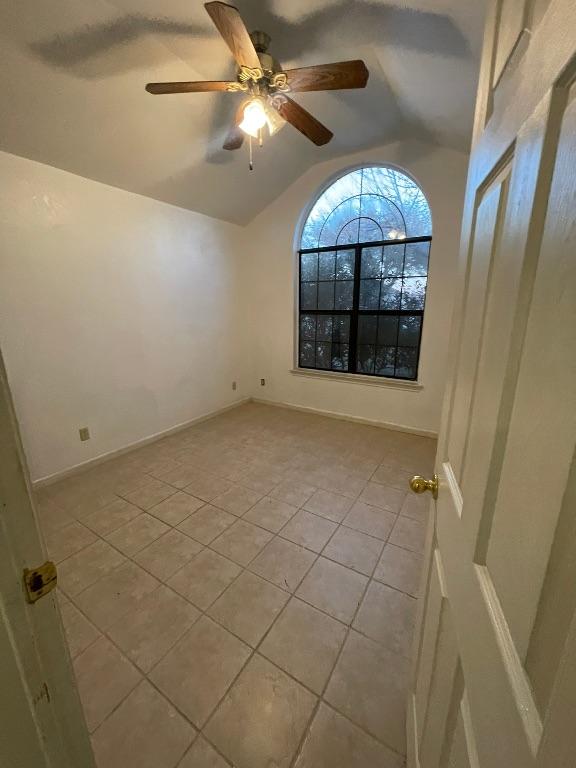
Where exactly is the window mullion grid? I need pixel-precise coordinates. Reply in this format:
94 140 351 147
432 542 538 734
349 245 362 374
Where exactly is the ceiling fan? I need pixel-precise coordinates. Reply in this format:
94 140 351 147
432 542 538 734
145 1 369 167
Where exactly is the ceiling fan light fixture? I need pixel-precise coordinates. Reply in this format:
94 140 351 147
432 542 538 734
265 104 286 137
239 98 267 137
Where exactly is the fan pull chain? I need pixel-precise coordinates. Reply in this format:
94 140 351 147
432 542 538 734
249 134 253 171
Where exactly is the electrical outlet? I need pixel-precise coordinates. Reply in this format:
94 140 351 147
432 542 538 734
232 381 237 391
260 378 266 386
79 427 90 442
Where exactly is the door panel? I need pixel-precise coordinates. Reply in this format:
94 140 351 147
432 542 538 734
408 2 576 766
492 0 529 86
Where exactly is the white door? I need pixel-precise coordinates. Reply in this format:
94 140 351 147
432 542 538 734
0 350 95 768
408 1 576 766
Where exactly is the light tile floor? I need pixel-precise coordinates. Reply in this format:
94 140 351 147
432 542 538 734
36 402 435 768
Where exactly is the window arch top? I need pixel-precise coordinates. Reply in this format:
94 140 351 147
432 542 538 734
301 165 432 249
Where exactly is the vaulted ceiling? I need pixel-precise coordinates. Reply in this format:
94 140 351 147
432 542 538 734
0 0 485 223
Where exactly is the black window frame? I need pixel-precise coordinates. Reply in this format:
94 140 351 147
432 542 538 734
298 234 431 381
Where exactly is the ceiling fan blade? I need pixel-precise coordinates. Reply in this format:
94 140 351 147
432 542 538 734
204 2 261 70
146 81 235 94
223 101 246 150
274 97 333 146
284 60 369 92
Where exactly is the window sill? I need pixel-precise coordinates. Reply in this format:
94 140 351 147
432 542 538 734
290 368 423 391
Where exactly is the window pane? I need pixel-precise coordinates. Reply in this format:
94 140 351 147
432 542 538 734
357 345 376 374
380 279 402 310
377 316 399 346
358 315 377 345
375 346 396 377
401 277 427 309
361 247 382 278
404 242 429 276
336 250 355 280
301 253 317 281
333 315 350 343
301 282 317 310
299 314 316 341
398 316 422 347
316 342 332 369
395 347 418 379
318 281 335 310
381 244 404 276
316 316 333 341
359 279 381 310
331 343 349 371
299 342 315 367
335 281 353 310
319 251 336 280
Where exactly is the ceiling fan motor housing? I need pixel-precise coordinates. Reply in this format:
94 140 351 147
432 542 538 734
250 30 271 53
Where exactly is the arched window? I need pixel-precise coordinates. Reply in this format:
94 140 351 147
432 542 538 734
298 165 432 380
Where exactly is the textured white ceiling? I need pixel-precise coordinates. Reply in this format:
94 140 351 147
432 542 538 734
0 0 485 223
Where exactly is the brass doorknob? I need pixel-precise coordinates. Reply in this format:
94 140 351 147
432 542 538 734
410 474 439 500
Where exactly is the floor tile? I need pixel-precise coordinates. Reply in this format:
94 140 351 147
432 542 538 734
249 538 317 592
104 513 170 556
343 501 397 541
58 540 126 597
210 520 273 566
60 602 101 658
156 464 202 490
295 704 404 768
148 491 205 526
316 471 367 501
208 571 289 647
322 526 384 576
389 516 426 554
74 636 141 732
178 737 231 767
243 496 298 533
75 561 159 630
303 489 353 523
134 528 203 581
168 549 241 610
358 482 406 514
259 598 347 694
280 510 337 553
45 521 97 563
324 631 409 754
353 581 416 656
296 557 367 624
211 485 263 517
177 505 237 545
108 585 200 672
150 616 251 727
371 464 414 492
400 492 430 523
373 544 423 597
92 680 195 768
269 479 316 508
205 654 317 768
83 498 142 536
121 478 177 510
182 474 233 503
236 467 284 495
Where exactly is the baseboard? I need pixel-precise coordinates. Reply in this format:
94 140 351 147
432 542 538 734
251 397 438 439
406 693 420 768
32 397 251 489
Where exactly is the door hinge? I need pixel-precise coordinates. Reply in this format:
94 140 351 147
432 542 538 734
23 561 58 604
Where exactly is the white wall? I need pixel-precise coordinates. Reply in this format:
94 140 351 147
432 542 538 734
0 151 249 482
243 140 469 435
